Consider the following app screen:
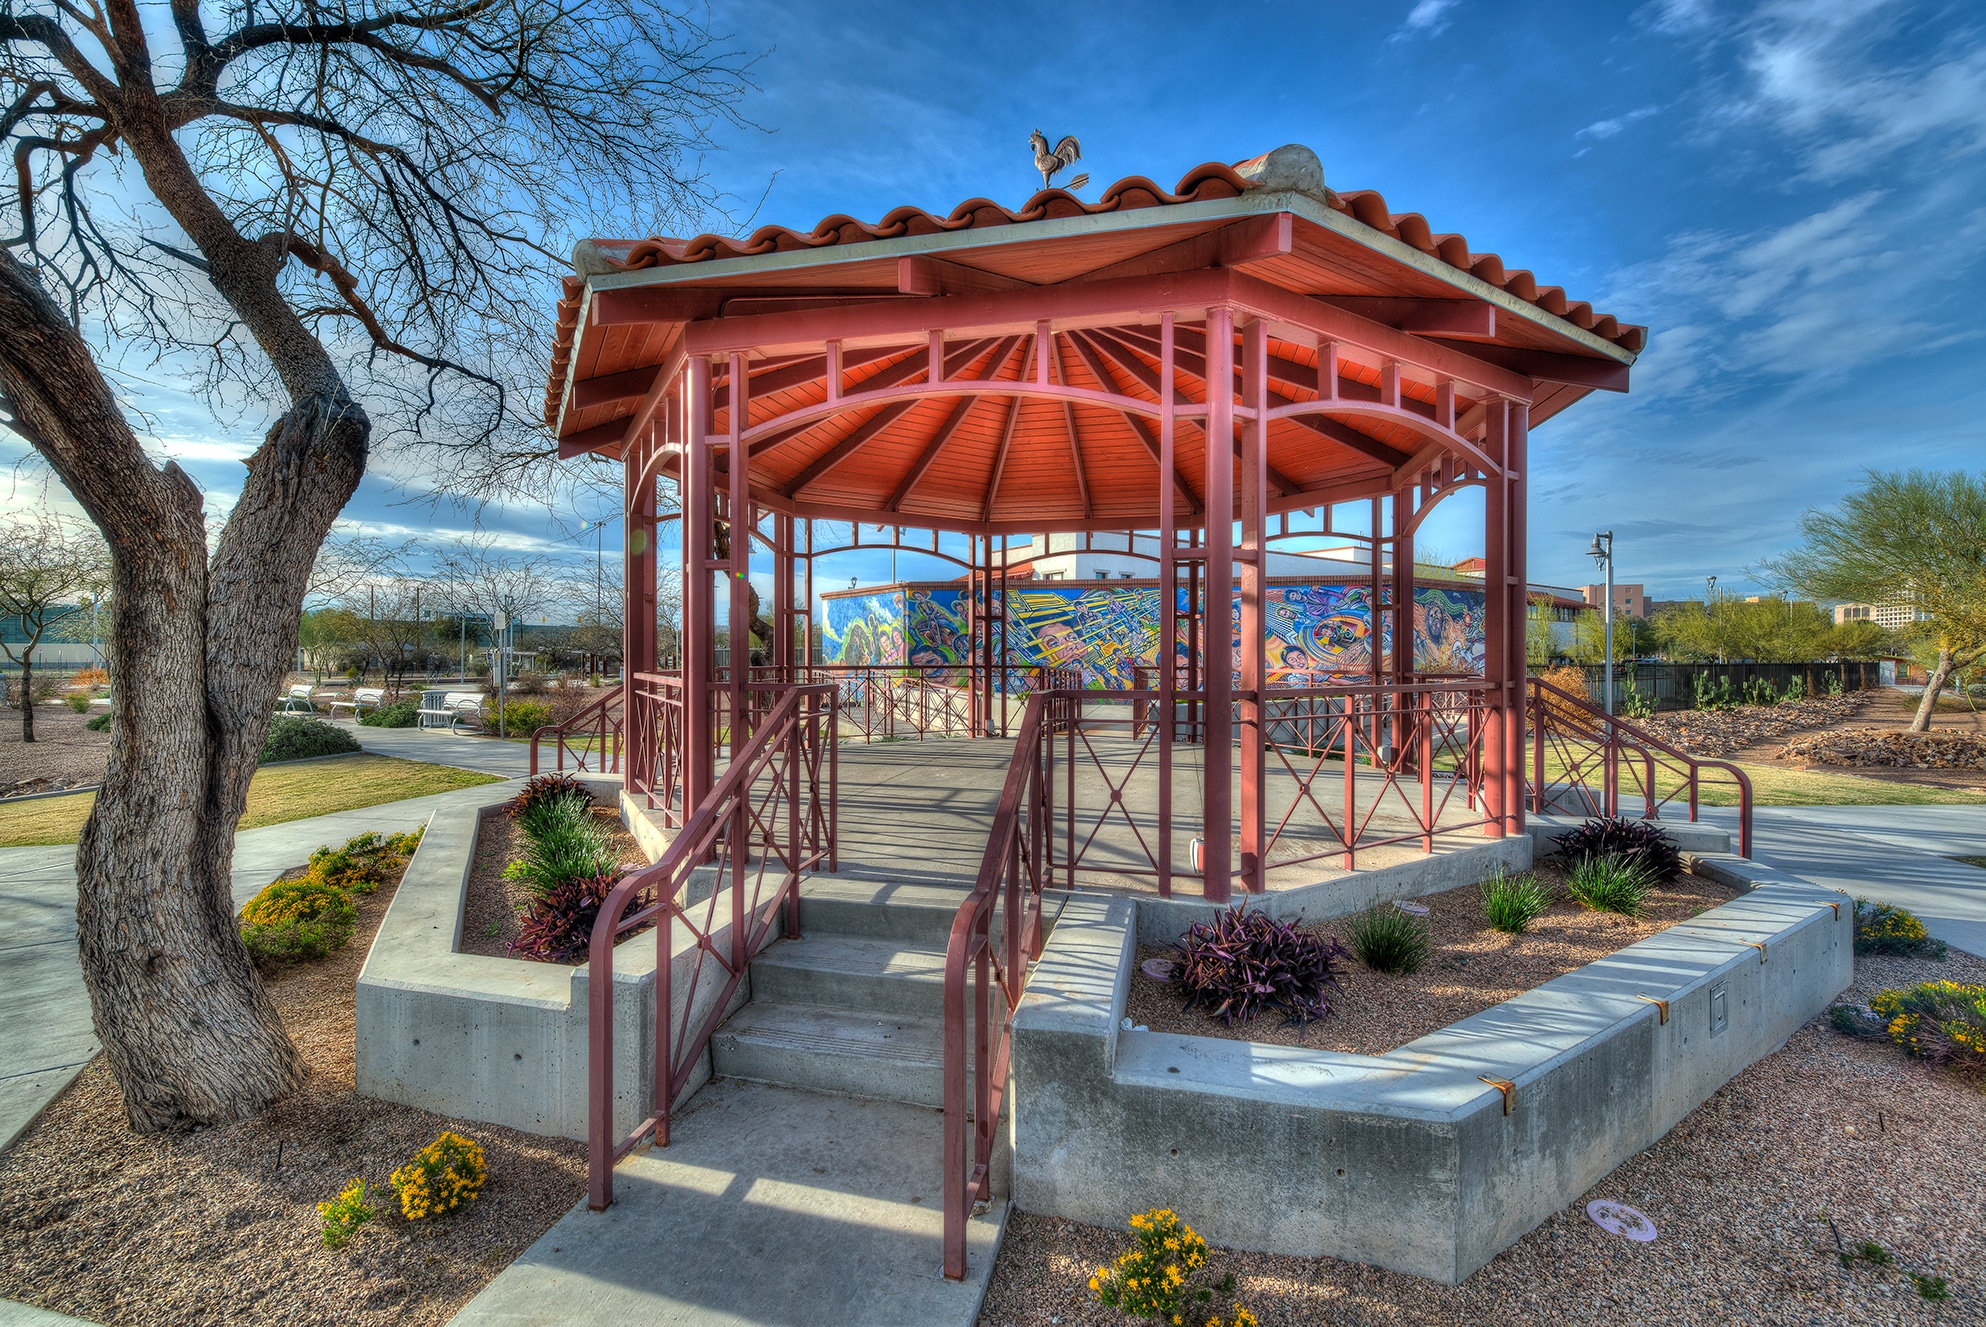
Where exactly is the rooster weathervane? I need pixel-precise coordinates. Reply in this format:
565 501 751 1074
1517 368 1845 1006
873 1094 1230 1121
1030 130 1089 192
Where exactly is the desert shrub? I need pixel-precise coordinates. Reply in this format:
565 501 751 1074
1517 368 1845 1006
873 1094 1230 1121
84 711 111 732
1692 673 1737 711
239 876 357 963
317 1179 373 1249
1619 687 1656 720
389 1132 487 1220
1852 900 1948 959
259 715 360 764
1345 904 1430 975
1479 870 1552 934
1551 815 1682 881
1743 676 1779 706
509 670 548 695
359 698 419 728
1171 908 1345 1029
510 771 591 821
73 666 108 689
63 692 90 714
1533 664 1594 724
499 699 553 734
1783 675 1807 702
304 829 424 897
511 872 618 963
1089 1208 1251 1323
1565 853 1654 916
1867 981 1986 1072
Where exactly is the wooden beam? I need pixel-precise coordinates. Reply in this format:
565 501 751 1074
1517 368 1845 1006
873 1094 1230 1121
982 389 1025 522
557 419 631 458
782 401 918 496
1066 331 1201 516
898 255 1033 296
1422 341 1630 392
571 364 661 411
592 285 900 326
887 336 1023 510
1073 213 1293 284
1315 297 1495 339
1283 412 1413 469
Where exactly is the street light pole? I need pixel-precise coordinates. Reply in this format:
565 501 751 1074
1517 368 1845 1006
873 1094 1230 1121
1588 531 1615 717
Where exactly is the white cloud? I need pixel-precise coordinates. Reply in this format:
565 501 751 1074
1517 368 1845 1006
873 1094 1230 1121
1390 0 1459 42
1577 105 1662 140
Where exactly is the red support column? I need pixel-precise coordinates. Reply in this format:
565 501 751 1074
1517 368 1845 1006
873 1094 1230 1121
774 510 795 680
1237 317 1268 895
1391 488 1415 766
1505 405 1529 836
623 421 658 798
1480 401 1510 837
1201 306 1235 903
726 353 750 750
1156 313 1177 899
683 358 716 817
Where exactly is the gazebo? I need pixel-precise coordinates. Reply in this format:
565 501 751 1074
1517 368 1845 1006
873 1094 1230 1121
542 145 1653 1266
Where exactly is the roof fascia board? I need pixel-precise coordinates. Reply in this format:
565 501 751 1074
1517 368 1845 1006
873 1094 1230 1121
578 187 1635 366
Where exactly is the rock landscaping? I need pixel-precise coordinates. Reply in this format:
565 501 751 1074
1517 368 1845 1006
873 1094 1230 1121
1781 728 1986 770
0 833 587 1326
983 944 1986 1326
1123 863 1740 1055
1637 691 1868 759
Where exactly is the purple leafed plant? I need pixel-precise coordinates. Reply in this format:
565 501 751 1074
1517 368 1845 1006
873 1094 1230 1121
1552 816 1682 881
510 872 618 964
508 771 591 821
1171 907 1346 1030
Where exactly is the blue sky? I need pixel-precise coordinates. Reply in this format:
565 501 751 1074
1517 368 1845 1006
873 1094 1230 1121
9 0 1984 601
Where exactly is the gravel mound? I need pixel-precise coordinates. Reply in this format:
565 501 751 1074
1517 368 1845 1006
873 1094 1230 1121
1782 728 1986 770
1637 693 1868 758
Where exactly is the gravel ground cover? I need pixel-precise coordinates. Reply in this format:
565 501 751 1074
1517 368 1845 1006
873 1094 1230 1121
0 852 587 1326
1748 690 1986 795
0 703 109 795
1124 865 1741 1055
982 947 1986 1326
458 801 647 958
1638 692 1869 759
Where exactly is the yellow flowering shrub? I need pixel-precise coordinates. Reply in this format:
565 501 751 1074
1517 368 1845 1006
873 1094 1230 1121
390 1132 487 1220
238 877 357 964
1090 1207 1248 1322
1852 899 1946 958
306 829 424 897
1870 980 1986 1071
317 1179 373 1249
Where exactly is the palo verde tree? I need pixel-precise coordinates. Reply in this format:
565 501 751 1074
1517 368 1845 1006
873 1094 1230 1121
0 1 747 1130
0 507 109 739
1766 470 1986 731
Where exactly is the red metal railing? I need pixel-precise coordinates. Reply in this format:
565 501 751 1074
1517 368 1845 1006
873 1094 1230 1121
1527 676 1752 857
941 687 1071 1280
586 683 837 1211
627 671 688 823
528 685 625 777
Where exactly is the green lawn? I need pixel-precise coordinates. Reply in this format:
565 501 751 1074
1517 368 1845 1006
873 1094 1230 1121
1522 742 1986 809
0 753 501 848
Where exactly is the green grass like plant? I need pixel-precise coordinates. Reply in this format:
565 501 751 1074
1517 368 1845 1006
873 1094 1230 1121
1345 904 1430 975
1565 853 1655 917
1479 870 1552 934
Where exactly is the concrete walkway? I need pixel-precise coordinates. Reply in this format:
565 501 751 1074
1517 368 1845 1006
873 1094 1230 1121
341 718 538 778
448 1078 1004 1327
1702 805 1986 957
0 777 521 1152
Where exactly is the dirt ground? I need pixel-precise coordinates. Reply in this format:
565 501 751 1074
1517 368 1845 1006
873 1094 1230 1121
1125 864 1742 1055
0 862 587 1326
458 801 648 959
0 702 109 795
1754 689 1986 794
982 947 1986 1327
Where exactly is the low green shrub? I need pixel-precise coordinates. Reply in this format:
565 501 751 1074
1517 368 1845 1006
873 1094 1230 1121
1088 1208 1253 1324
510 772 591 821
84 711 112 732
499 699 553 734
1479 870 1552 934
1345 904 1430 975
513 809 616 896
64 692 91 714
1859 980 1986 1073
239 876 357 964
1852 899 1947 959
359 698 419 728
305 829 424 896
1565 853 1654 916
390 1131 487 1219
317 1179 373 1249
260 716 360 764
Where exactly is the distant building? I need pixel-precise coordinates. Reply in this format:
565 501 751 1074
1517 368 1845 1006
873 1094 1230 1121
1834 601 1929 629
1583 583 1648 618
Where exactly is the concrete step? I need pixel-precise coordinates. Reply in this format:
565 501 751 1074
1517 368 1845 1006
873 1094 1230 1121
749 934 948 1018
798 877 974 944
710 1000 947 1106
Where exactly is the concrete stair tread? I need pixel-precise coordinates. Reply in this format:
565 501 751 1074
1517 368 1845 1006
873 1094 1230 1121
716 1001 943 1069
756 933 948 981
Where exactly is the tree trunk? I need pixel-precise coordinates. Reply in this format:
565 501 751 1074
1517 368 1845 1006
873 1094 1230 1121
0 248 368 1130
19 655 33 742
1910 648 1955 733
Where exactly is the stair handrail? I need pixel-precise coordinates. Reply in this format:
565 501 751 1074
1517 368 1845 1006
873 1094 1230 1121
586 683 836 1211
941 687 1068 1280
529 683 625 777
1528 676 1752 857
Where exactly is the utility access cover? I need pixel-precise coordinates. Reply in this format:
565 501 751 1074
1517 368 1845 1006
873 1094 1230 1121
1586 1200 1657 1242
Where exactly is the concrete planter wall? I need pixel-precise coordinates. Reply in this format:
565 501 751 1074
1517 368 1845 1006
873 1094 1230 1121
1009 855 1850 1284
355 778 763 1142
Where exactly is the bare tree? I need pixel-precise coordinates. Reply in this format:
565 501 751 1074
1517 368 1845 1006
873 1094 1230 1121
1766 471 1986 731
0 509 108 738
0 1 747 1130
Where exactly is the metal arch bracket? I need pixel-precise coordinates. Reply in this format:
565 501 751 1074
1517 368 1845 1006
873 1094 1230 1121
1478 1075 1516 1115
1635 994 1670 1025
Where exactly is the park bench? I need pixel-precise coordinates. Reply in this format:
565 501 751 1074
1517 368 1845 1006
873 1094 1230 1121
325 687 386 721
274 684 316 715
418 690 487 733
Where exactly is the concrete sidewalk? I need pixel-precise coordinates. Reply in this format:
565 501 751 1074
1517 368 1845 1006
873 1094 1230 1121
447 1078 1004 1327
0 777 520 1152
1703 805 1986 956
341 719 539 779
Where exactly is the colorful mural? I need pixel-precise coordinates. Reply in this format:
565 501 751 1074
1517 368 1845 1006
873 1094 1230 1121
822 580 1486 687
